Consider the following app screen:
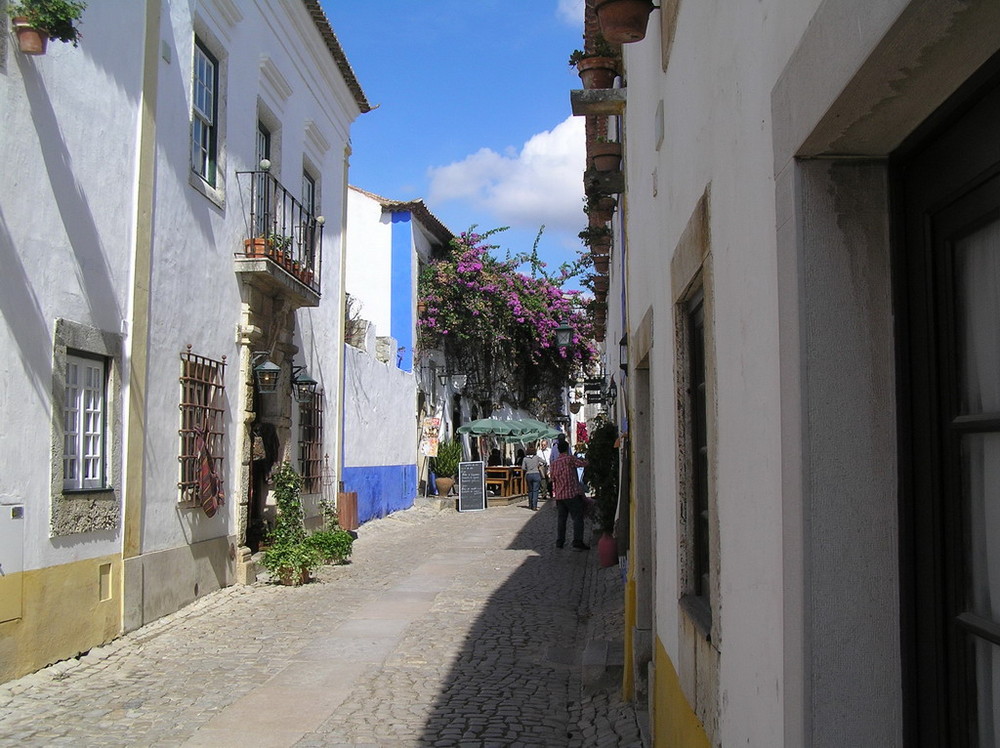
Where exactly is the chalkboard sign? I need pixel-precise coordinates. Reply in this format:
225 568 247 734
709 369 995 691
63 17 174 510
458 461 486 512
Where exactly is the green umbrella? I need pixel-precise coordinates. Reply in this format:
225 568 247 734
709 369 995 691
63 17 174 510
456 418 523 437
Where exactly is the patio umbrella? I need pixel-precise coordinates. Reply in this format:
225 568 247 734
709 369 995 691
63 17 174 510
456 418 523 437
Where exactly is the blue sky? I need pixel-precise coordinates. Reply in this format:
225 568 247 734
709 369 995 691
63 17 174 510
322 1 588 278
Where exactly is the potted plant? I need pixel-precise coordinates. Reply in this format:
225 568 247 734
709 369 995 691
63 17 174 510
592 254 611 275
259 462 320 585
431 438 463 497
585 195 617 224
568 36 619 89
590 137 623 173
579 225 613 254
595 0 656 44
9 0 86 55
583 418 620 566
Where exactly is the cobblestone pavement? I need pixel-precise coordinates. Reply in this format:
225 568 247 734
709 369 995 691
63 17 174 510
0 501 641 747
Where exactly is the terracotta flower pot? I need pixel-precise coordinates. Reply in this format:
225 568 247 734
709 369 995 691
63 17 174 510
593 254 611 274
576 56 618 89
594 288 608 303
592 275 610 293
436 476 456 496
13 18 49 55
590 141 622 173
589 234 612 254
243 237 269 257
595 0 656 44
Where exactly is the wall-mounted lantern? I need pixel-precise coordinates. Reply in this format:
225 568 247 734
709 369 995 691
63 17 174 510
438 372 468 390
252 352 280 394
292 365 318 403
619 333 629 371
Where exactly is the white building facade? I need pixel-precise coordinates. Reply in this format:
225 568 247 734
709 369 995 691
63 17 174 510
599 0 1000 745
0 0 368 683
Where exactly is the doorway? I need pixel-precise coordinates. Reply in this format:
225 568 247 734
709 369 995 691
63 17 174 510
897 66 1000 748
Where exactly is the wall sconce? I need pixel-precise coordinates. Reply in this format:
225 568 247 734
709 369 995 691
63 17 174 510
258 158 271 171
437 372 468 390
251 352 280 394
555 322 574 349
292 365 318 403
619 333 628 371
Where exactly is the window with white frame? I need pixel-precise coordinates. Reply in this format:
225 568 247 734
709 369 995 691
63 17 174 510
191 38 219 185
63 353 107 491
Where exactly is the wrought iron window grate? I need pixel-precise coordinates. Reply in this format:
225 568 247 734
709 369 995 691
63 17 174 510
178 347 226 502
298 389 324 494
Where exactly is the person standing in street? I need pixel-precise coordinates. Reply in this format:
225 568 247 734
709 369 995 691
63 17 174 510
548 439 590 550
521 445 547 511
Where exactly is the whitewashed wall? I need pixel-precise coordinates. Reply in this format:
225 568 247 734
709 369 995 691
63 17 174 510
140 0 356 552
345 188 392 336
0 1 146 571
343 345 417 467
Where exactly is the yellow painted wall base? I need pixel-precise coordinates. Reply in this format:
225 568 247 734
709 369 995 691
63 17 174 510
653 636 712 748
0 554 121 684
623 576 637 700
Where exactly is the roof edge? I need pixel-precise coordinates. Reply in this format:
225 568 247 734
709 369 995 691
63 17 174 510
302 0 372 114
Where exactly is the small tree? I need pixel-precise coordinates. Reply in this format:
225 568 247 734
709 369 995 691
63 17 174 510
260 462 320 583
584 418 619 533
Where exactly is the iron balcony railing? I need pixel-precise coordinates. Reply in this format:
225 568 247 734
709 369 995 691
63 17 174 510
237 168 324 294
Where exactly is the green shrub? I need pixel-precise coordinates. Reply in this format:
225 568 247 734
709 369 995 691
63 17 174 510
259 462 318 581
306 529 354 564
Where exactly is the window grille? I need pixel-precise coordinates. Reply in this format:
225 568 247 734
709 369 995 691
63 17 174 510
178 347 226 502
298 389 324 494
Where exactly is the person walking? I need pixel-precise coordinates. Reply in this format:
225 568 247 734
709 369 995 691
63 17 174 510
548 440 590 550
521 445 547 511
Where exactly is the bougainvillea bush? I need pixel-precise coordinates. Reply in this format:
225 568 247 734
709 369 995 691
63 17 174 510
417 228 597 415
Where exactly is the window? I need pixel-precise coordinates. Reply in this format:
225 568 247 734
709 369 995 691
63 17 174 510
178 348 226 507
687 293 710 603
63 353 107 491
298 390 324 494
191 38 218 185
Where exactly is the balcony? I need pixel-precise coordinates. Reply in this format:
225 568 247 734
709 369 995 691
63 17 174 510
235 168 324 308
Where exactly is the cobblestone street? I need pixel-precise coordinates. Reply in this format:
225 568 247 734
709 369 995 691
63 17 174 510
0 501 641 747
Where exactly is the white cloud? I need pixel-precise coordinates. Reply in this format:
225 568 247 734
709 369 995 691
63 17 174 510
427 116 585 234
556 0 584 26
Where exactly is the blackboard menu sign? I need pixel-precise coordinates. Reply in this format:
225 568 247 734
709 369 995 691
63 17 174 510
458 461 486 512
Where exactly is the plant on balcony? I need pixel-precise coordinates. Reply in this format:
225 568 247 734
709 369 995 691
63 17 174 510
584 195 617 224
569 35 620 89
595 0 656 44
590 138 623 173
9 0 86 53
579 225 613 254
260 462 320 585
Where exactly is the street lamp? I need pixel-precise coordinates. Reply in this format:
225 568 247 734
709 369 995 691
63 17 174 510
555 322 574 349
251 352 280 394
292 365 318 403
437 372 468 390
619 333 629 371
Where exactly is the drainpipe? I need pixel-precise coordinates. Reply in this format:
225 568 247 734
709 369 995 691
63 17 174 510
122 0 161 630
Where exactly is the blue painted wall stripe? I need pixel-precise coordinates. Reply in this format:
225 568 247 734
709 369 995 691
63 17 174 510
341 464 417 525
390 212 413 372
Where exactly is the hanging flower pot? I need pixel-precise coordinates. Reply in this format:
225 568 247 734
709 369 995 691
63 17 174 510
594 288 608 303
12 17 49 55
591 275 610 293
590 141 623 173
576 56 618 89
593 254 611 274
595 0 656 44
